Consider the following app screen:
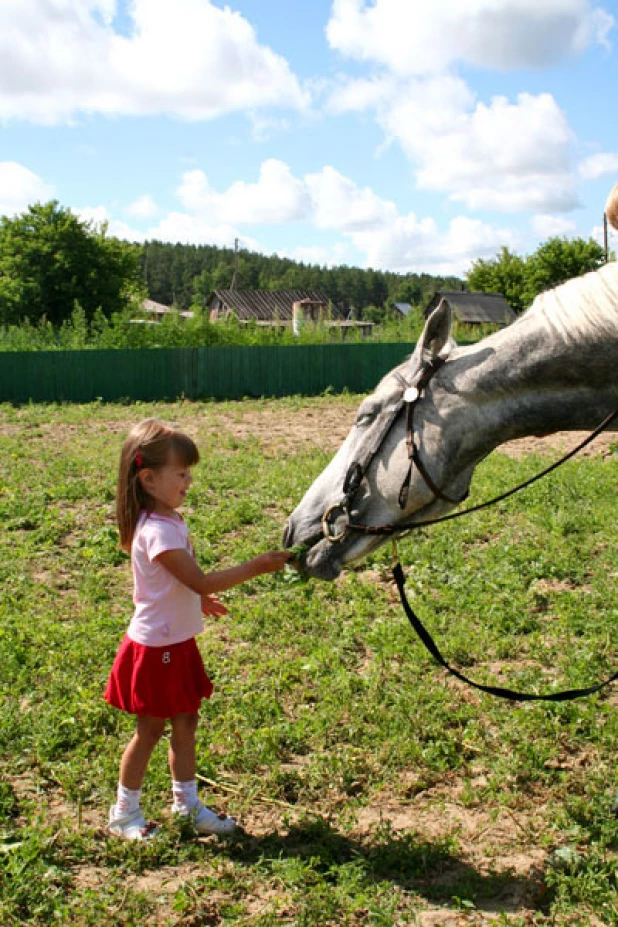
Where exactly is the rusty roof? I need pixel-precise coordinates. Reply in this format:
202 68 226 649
208 289 346 322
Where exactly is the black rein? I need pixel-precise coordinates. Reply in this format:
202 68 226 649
321 351 618 701
392 408 618 702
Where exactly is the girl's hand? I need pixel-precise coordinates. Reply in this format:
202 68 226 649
201 594 228 618
252 551 293 575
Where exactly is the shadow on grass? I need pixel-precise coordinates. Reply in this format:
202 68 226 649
215 816 545 914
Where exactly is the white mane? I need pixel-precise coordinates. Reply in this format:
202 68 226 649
521 261 618 343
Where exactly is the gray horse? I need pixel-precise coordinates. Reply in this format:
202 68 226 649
284 261 618 580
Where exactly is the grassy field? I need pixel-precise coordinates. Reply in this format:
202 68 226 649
1 396 618 926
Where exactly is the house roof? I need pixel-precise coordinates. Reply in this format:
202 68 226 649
207 289 345 322
426 290 516 326
142 298 171 314
393 302 412 316
141 299 193 319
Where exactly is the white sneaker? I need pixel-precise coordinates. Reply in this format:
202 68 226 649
172 800 238 836
108 805 159 840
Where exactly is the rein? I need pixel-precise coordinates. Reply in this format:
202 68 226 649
351 408 618 536
393 558 618 702
320 356 618 701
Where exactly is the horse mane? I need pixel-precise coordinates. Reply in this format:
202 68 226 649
518 261 618 343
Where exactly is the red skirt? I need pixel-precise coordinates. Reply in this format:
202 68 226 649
104 636 214 719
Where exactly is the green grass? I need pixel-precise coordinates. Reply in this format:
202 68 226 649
1 397 618 925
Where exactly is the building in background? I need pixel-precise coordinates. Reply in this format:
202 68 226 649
207 289 373 338
425 291 515 328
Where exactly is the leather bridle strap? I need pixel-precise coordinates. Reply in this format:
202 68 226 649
349 408 618 537
399 356 467 508
393 562 618 701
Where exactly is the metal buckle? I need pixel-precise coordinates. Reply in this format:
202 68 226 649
322 501 350 542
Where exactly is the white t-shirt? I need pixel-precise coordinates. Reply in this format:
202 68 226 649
127 511 204 647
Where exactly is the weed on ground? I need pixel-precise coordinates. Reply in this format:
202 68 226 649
1 397 618 925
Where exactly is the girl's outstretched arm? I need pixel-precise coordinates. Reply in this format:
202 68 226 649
155 548 291 596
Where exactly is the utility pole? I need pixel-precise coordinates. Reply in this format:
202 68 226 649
230 237 239 290
604 212 609 264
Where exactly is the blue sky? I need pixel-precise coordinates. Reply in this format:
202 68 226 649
1 0 617 276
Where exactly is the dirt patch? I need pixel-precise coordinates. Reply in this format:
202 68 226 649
498 430 616 460
201 402 615 460
205 404 355 456
3 398 613 461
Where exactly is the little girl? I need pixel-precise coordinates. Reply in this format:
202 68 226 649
104 417 290 840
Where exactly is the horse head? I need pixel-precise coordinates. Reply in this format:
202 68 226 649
284 259 618 581
283 300 481 580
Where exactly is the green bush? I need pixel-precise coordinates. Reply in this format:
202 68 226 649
0 303 435 351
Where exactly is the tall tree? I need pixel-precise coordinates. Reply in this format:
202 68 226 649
522 237 606 307
0 201 142 324
466 247 528 314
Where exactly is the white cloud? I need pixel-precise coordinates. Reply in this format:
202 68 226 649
0 162 54 216
126 195 159 220
0 0 307 124
531 214 578 238
177 160 311 225
326 75 395 114
351 214 520 275
326 0 614 75
325 2 613 217
305 166 397 231
176 161 398 232
143 159 520 274
578 151 618 179
332 75 579 214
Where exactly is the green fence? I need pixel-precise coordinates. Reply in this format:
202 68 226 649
0 343 416 404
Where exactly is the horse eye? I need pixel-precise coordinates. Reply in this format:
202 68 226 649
355 403 379 426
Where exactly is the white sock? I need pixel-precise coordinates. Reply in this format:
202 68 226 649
114 783 141 817
172 779 199 813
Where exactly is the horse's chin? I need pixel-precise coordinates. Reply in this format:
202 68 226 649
301 534 382 581
302 542 342 581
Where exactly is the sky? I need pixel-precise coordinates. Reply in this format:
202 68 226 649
1 0 618 278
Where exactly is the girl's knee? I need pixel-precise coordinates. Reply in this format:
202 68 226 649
136 716 166 745
171 712 199 736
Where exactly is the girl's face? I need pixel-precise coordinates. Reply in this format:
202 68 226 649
140 453 193 515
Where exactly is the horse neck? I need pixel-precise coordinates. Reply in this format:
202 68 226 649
444 266 618 451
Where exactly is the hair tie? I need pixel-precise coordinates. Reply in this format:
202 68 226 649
135 451 144 468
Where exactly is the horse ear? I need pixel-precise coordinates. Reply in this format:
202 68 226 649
411 298 454 370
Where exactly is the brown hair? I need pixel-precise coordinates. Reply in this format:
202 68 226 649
116 418 199 551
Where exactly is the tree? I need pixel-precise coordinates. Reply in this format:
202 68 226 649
466 237 606 315
191 269 213 309
466 247 527 314
0 201 142 324
522 237 605 307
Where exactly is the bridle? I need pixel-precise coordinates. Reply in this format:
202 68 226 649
318 352 618 702
321 352 467 543
322 353 618 543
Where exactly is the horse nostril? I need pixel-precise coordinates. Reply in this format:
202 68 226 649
282 520 293 548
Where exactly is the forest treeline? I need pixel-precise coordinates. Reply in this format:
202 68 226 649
139 239 461 316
